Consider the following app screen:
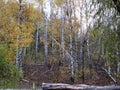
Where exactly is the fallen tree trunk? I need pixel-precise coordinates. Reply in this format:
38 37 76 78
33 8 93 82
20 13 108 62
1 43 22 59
42 83 120 90
101 67 117 84
94 62 117 84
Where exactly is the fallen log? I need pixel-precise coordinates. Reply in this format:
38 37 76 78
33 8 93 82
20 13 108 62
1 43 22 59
42 83 120 90
101 67 117 84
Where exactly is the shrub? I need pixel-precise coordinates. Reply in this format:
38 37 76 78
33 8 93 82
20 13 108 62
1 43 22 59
0 44 21 88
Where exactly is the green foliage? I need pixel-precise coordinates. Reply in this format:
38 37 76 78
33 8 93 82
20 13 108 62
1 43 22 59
0 44 21 88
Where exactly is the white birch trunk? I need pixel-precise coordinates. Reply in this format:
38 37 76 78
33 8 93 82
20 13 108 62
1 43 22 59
50 0 54 53
78 0 83 70
106 51 111 74
16 0 23 69
87 37 92 68
44 19 48 65
102 43 104 55
79 38 83 70
73 1 78 61
19 47 23 69
108 62 111 74
98 33 101 55
116 43 119 73
61 8 65 58
23 47 26 57
16 45 19 66
117 62 120 73
66 0 74 82
70 35 74 82
44 16 48 65
85 0 92 68
35 22 39 53
41 5 48 66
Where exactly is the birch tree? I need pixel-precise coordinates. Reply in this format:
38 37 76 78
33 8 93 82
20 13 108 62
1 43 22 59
42 5 48 66
50 0 54 54
65 0 75 82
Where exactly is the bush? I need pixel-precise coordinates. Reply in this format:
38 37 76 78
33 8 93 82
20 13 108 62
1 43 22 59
0 44 21 88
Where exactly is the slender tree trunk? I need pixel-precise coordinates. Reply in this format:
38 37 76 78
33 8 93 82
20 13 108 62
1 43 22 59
43 13 48 66
16 47 23 69
41 5 48 66
50 0 54 54
61 7 65 58
79 38 83 70
16 0 23 70
44 19 48 66
78 0 83 70
19 47 23 68
82 43 85 83
87 36 92 68
35 22 39 54
23 46 26 57
70 34 74 83
35 22 39 63
117 62 120 73
16 45 19 66
106 51 111 74
97 29 101 63
73 1 78 62
85 0 92 70
75 33 78 58
108 61 111 74
67 0 74 83
116 43 120 73
101 40 105 66
102 42 104 55
41 5 49 66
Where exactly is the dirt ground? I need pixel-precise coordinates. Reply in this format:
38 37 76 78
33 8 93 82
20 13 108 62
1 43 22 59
20 64 119 88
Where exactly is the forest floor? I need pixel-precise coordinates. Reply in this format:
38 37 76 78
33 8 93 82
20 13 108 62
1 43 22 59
20 64 120 88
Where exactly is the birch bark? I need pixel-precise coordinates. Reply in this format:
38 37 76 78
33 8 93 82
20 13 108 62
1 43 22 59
42 6 48 66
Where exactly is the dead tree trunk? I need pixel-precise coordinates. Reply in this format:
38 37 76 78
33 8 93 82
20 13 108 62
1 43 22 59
42 83 120 90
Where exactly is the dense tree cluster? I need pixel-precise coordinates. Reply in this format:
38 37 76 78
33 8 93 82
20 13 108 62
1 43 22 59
0 0 120 87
